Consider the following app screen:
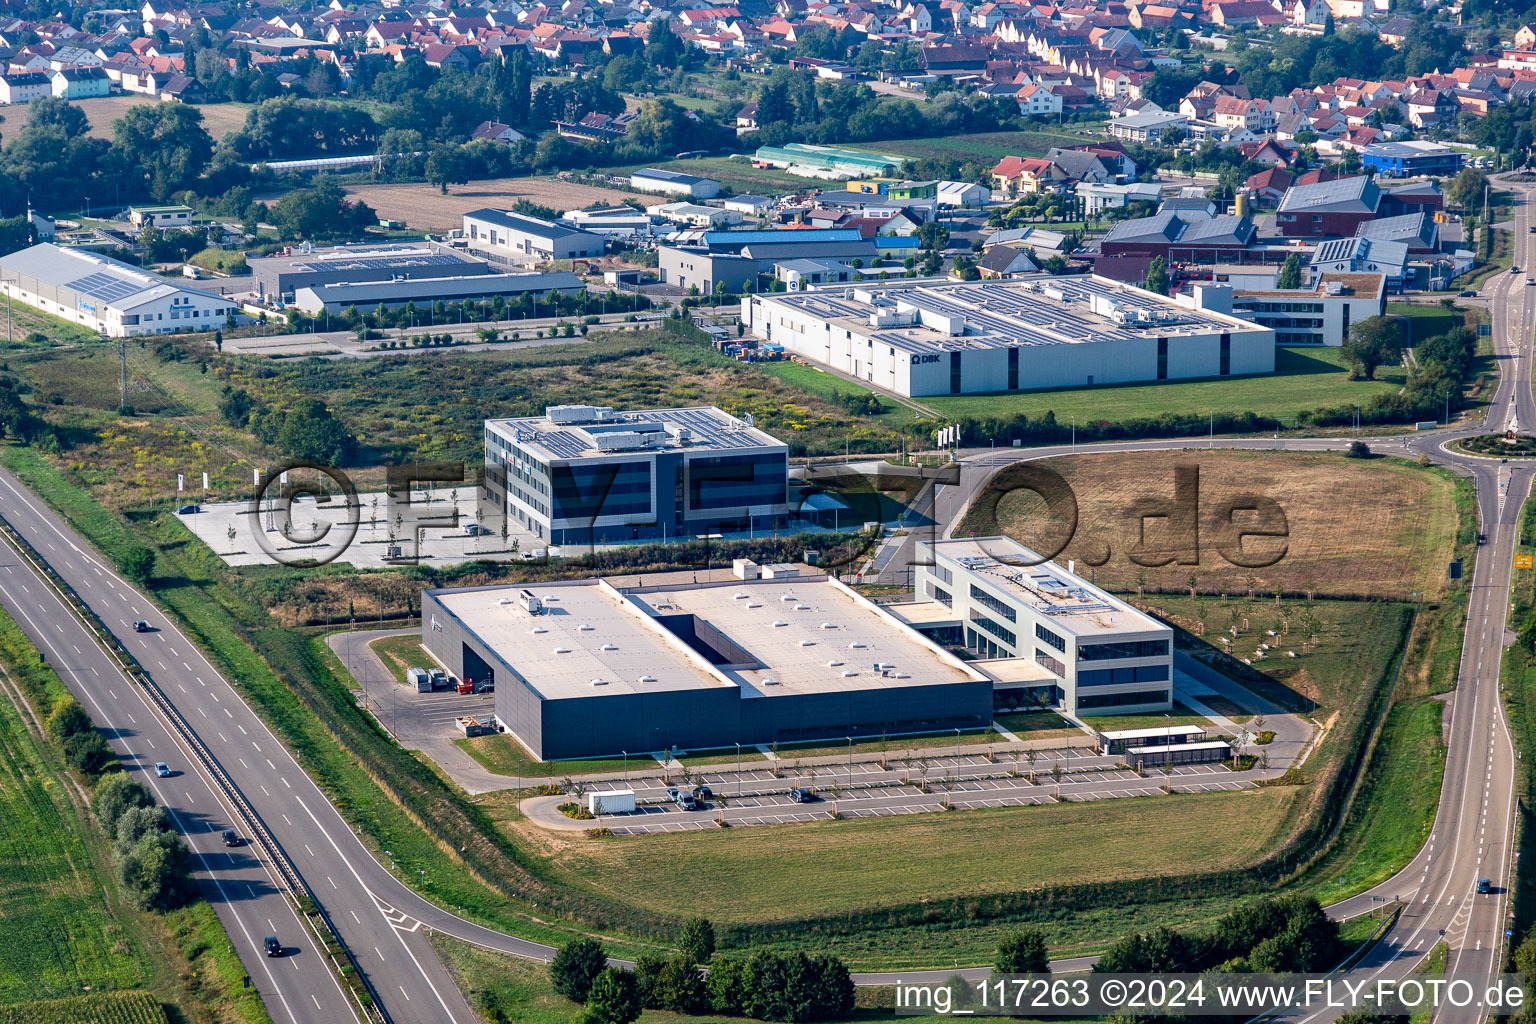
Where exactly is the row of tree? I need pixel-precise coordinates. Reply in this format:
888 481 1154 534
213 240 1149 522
92 773 197 912
1094 895 1343 975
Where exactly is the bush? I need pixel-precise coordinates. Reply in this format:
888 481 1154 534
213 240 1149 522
45 699 92 743
583 968 641 1024
62 729 115 775
1346 441 1372 458
995 928 1050 974
551 938 609 1003
93 773 153 835
680 916 716 963
117 828 194 911
118 545 156 586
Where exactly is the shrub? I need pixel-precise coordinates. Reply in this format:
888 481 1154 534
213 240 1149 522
583 968 640 1024
45 699 92 743
118 545 156 586
995 928 1050 974
62 729 115 775
93 773 153 834
551 938 608 1002
680 916 716 963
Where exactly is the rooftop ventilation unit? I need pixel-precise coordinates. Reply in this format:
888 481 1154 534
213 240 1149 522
849 641 866 648
578 623 594 631
590 678 609 686
554 646 571 654
531 626 548 634
734 592 750 600
746 602 762 608
773 620 789 627
795 604 810 611
799 639 816 646
546 404 615 425
827 659 844 667
519 589 543 614
638 674 656 683
762 677 780 686
780 594 797 602
841 670 858 677
821 622 837 629
601 643 618 651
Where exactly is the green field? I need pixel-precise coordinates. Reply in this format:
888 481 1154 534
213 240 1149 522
922 346 1406 424
0 673 150 1003
528 788 1299 942
0 991 169 1024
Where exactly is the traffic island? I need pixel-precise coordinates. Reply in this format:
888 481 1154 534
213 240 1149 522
1452 434 1536 457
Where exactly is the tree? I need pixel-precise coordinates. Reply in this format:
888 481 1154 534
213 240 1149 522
680 916 716 963
114 804 173 853
918 221 950 251
425 144 471 195
583 968 641 1024
649 956 705 1013
551 938 609 1003
1341 315 1404 381
1346 440 1371 458
274 398 356 465
995 929 1050 974
1445 167 1489 211
93 773 154 835
1277 252 1302 290
117 828 194 911
119 545 156 586
63 729 115 775
46 700 92 743
1143 255 1169 296
112 103 214 200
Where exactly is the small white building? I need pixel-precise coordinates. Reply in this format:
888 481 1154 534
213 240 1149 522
0 71 52 104
651 202 741 228
1075 181 1163 214
630 168 721 199
561 205 654 237
936 181 991 208
0 244 237 337
129 205 195 229
724 194 776 215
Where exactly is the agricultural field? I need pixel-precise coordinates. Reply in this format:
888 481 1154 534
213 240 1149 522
0 991 169 1024
70 95 253 143
957 449 1462 601
922 346 1408 424
342 177 640 233
0 680 150 1002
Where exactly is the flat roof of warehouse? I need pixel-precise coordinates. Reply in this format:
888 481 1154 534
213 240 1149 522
485 404 785 460
755 275 1266 357
430 577 984 701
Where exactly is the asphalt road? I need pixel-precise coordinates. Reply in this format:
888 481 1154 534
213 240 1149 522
1 187 1533 1021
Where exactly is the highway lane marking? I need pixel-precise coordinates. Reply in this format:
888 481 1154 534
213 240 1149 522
239 758 248 768
400 986 411 1002
281 778 291 788
293 794 465 1022
352 910 360 923
329 876 337 889
237 724 246 735
306 844 314 857
267 759 276 770
108 689 117 699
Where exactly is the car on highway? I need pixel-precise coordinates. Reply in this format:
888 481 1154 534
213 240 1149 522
1513 266 1521 274
222 829 242 847
176 504 202 515
155 762 171 777
789 788 821 803
264 936 282 957
1478 878 1492 894
132 620 150 632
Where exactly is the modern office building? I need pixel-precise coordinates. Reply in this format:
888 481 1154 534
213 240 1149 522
895 537 1174 717
249 242 492 301
461 209 605 263
291 271 583 314
0 243 237 337
741 276 1274 397
420 574 994 760
482 405 790 546
659 229 876 294
1308 236 1409 290
1229 271 1387 346
1361 140 1464 178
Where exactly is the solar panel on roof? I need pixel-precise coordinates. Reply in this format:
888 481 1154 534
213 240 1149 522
67 272 142 303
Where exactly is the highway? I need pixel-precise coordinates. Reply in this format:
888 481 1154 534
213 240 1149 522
0 185 1532 1021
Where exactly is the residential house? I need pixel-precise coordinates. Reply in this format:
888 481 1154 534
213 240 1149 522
50 65 108 98
0 70 51 103
977 244 1040 277
991 155 1065 195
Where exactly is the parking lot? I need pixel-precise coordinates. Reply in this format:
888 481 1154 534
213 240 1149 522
540 752 1264 835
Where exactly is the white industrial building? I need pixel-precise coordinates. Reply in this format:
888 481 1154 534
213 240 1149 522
741 276 1275 397
629 168 721 199
0 243 237 337
462 209 605 263
891 537 1174 717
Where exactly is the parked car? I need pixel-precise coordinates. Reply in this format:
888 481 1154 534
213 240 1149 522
264 936 282 957
1459 289 1478 297
155 762 171 777
1478 878 1492 894
789 788 820 803
222 829 241 847
177 504 201 515
693 785 713 800
462 523 487 536
132 620 150 633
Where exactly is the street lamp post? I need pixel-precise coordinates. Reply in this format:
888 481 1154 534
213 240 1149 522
622 750 628 782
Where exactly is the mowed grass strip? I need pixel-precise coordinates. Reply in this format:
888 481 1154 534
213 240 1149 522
922 346 1404 424
531 787 1297 923
961 450 1459 601
1303 698 1445 900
